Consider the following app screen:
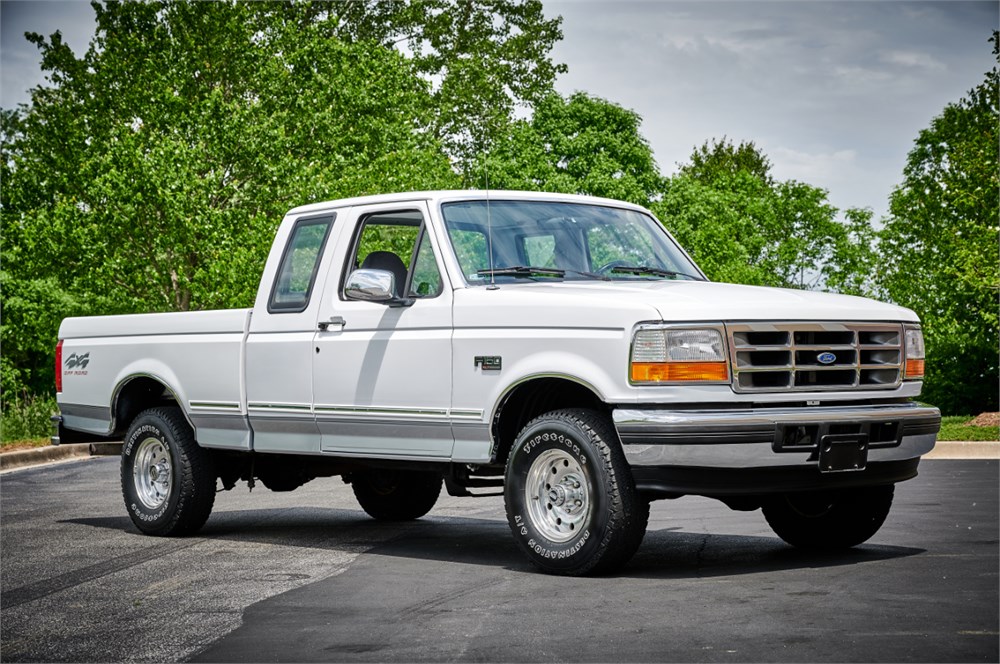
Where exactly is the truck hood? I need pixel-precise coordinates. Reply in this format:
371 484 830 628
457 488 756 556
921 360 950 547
461 280 919 324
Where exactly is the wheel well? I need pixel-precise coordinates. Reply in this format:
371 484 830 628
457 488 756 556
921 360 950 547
113 376 181 436
491 377 608 466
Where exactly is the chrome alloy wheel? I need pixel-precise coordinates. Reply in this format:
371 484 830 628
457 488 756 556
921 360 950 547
132 437 172 509
524 448 592 542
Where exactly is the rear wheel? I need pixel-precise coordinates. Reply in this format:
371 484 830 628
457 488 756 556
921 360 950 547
504 409 647 576
351 469 442 521
121 407 216 536
762 485 895 549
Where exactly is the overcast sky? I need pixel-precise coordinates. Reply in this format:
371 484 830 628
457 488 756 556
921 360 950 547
2 1 996 220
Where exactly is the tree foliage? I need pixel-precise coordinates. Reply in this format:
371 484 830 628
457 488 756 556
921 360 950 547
1 1 463 395
679 136 774 185
824 207 880 298
877 32 999 414
2 0 568 399
654 138 870 291
332 0 566 168
473 92 664 204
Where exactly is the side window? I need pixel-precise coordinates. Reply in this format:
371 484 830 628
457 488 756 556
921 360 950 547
409 232 442 297
587 224 656 270
345 210 442 299
521 234 556 267
448 228 489 280
269 215 334 313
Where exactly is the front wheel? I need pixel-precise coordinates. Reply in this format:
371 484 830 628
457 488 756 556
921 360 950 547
351 469 442 521
504 409 648 576
762 485 895 550
121 407 216 536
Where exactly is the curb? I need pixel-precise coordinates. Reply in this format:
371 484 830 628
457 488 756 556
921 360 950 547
0 442 123 472
924 441 1000 460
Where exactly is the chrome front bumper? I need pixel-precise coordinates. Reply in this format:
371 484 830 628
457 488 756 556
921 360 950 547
613 403 940 469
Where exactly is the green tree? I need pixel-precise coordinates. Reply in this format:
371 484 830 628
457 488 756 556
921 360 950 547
654 138 868 291
474 92 664 204
1 1 459 396
679 136 774 185
0 272 90 399
878 33 999 415
331 0 566 168
824 207 881 298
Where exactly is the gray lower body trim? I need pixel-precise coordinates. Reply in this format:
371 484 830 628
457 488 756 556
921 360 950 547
319 417 452 458
250 415 321 435
250 413 320 454
58 403 113 436
190 412 251 450
451 421 492 463
60 403 112 420
189 413 247 431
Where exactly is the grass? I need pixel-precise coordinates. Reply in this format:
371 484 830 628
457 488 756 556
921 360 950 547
938 415 1000 442
1 393 58 446
1 438 51 452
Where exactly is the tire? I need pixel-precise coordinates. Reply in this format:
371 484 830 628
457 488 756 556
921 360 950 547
121 407 216 536
351 469 442 521
762 484 895 550
504 409 648 576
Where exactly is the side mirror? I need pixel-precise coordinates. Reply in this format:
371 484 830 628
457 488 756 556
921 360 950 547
345 269 396 302
345 269 415 307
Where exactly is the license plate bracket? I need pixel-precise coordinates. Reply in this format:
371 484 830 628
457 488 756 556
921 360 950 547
818 433 869 473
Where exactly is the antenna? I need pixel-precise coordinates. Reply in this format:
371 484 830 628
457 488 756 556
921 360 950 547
484 140 498 291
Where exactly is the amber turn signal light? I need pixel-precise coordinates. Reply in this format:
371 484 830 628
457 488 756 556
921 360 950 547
630 361 729 383
904 358 925 379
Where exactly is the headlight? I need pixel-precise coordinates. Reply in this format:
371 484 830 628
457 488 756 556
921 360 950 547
630 326 729 384
904 325 925 380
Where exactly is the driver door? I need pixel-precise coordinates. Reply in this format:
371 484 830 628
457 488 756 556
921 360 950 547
311 202 455 458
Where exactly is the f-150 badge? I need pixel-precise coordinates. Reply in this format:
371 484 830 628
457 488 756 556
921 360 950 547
474 356 502 371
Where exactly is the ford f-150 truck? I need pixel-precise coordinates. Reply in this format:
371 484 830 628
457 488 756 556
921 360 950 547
54 190 941 575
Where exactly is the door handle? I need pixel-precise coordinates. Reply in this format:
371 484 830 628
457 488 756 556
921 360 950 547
318 315 346 331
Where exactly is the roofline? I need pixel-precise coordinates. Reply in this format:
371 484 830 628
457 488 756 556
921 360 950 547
285 190 652 216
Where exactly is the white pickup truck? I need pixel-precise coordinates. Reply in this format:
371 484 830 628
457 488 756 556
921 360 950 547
54 190 940 575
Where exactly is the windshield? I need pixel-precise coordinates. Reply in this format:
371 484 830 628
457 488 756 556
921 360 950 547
440 200 705 284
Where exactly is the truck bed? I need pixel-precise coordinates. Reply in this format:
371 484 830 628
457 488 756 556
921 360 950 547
58 309 253 449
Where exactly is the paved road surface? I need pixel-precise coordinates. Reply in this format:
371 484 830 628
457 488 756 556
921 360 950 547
1 457 996 662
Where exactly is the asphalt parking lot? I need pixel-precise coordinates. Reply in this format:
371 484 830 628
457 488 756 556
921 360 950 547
1 457 997 663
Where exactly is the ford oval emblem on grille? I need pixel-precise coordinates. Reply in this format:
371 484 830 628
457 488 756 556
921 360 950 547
817 352 837 365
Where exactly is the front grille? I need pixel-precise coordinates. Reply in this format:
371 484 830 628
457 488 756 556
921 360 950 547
728 322 903 393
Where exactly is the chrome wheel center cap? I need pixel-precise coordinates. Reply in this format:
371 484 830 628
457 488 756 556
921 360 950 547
150 461 168 482
548 485 567 506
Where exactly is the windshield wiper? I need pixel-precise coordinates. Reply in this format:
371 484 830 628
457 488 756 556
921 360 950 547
478 266 565 278
477 266 609 281
607 265 702 280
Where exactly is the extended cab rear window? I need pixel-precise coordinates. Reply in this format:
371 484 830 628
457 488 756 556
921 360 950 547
268 214 335 313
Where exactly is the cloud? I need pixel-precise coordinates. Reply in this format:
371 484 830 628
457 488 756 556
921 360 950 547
770 147 859 185
881 50 948 71
832 66 893 86
0 1 96 109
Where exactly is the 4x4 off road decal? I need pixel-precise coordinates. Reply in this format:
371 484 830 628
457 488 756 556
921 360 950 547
64 352 90 376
